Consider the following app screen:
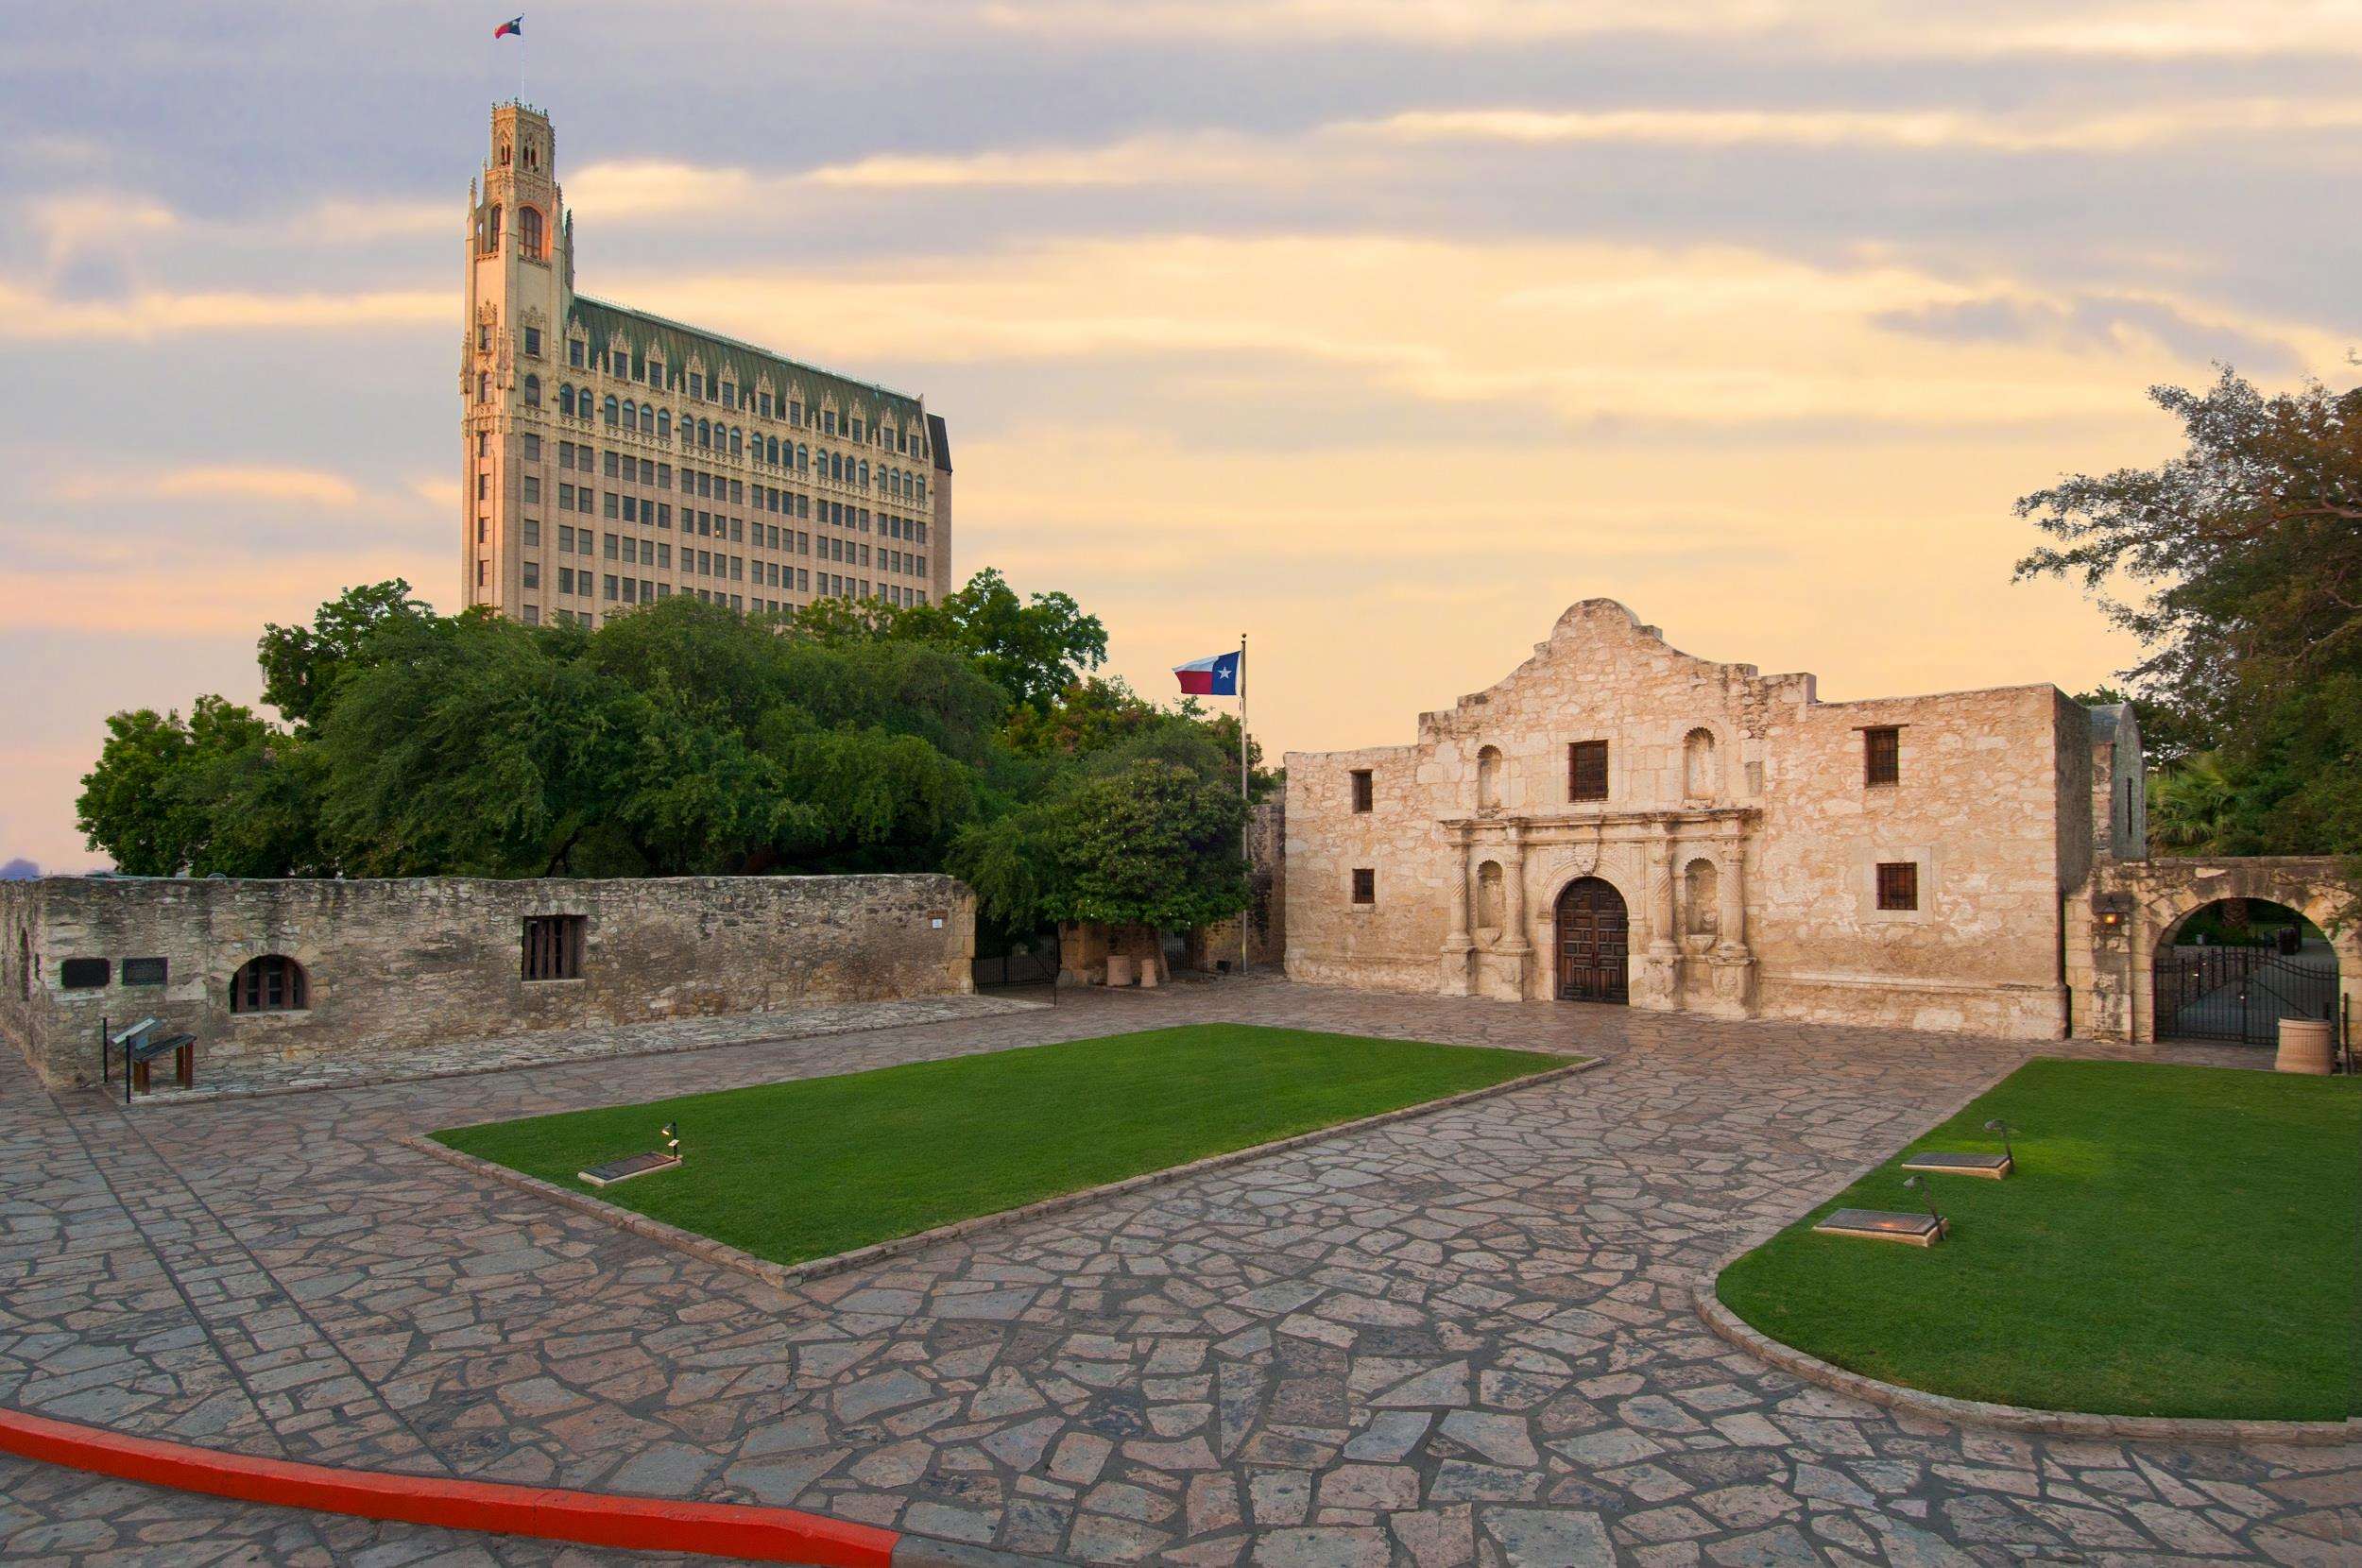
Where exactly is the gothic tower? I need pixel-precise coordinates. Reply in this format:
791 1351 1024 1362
461 102 569 614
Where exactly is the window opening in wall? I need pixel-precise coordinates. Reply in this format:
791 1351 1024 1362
1875 861 1919 911
522 914 585 980
1350 769 1373 813
122 957 167 986
230 955 306 1012
1351 869 1376 905
1568 740 1608 802
1683 727 1719 798
60 957 108 990
1864 725 1900 787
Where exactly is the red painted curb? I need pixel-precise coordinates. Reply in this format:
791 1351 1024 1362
0 1406 899 1566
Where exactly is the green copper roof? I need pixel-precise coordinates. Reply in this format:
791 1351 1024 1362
568 294 925 430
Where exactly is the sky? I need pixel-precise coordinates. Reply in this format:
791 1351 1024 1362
2 1 2357 872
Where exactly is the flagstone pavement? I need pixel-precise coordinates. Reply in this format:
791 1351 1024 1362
1 980 2353 1566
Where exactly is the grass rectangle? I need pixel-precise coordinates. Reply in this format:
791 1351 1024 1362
434 1024 1564 1269
1716 1057 2360 1422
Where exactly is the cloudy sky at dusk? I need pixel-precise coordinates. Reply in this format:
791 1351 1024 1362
3 0 2357 870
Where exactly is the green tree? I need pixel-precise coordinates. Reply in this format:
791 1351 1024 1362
75 697 318 876
2016 370 2362 906
798 570 1108 714
257 579 433 730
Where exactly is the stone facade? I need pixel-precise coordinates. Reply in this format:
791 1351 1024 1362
2066 854 2359 1043
463 103 949 630
0 874 974 1088
1285 600 2147 1040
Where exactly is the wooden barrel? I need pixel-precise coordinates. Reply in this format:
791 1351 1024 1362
2275 1018 2334 1075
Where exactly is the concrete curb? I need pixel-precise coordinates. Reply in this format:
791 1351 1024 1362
114 996 1052 1109
403 1052 1603 1300
0 1401 1071 1567
1693 1285 2361 1448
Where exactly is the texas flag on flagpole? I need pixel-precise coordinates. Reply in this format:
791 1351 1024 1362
1173 649 1241 697
494 15 522 38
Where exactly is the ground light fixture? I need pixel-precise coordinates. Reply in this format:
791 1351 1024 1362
1984 1117 2015 1163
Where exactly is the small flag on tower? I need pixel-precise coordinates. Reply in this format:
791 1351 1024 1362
1173 649 1241 697
494 15 522 38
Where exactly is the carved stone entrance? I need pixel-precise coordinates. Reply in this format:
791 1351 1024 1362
1555 877 1629 1004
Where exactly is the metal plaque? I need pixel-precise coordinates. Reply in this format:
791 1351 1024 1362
1901 1150 2012 1179
578 1151 681 1187
1814 1208 1945 1245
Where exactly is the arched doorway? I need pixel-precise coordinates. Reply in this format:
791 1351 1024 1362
1555 878 1629 1004
2152 898 2336 1045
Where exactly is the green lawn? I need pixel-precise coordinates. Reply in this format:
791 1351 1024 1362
435 1024 1564 1269
1718 1058 2360 1422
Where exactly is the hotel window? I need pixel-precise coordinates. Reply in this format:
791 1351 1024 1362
522 519 539 546
569 338 584 367
1875 861 1919 911
522 476 539 503
523 325 541 357
522 434 540 462
1568 740 1609 802
522 605 539 625
1864 725 1901 787
522 561 539 589
1351 869 1376 905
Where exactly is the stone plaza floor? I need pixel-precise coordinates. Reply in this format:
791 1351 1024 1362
0 980 2353 1566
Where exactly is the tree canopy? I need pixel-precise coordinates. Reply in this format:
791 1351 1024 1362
2016 368 2362 890
77 574 1254 939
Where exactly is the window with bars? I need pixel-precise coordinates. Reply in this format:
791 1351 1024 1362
1864 725 1900 787
1567 740 1609 802
1875 861 1919 911
522 915 584 981
1350 769 1374 813
1351 868 1376 905
230 954 306 1013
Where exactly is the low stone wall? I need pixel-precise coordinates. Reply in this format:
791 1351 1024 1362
0 874 975 1088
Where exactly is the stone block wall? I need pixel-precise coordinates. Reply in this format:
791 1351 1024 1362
0 874 975 1088
1285 599 2083 1038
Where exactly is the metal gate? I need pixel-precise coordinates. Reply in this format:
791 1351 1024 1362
1555 878 1629 1005
973 938 1058 991
2153 944 2337 1046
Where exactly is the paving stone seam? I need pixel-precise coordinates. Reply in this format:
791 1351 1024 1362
27 1079 297 1463
1691 1286 2361 1447
399 1054 1606 1299
112 993 1055 1109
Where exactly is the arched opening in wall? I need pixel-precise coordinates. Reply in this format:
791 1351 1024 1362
230 955 308 1014
1684 727 1720 798
1477 861 1506 937
519 204 544 261
1477 746 1504 810
1683 857 1720 940
522 373 540 407
1554 878 1628 1005
2152 899 2335 1046
482 203 502 253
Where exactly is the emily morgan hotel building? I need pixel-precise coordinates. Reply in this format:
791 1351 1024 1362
462 103 950 626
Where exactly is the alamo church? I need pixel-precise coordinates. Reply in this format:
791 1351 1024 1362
1284 599 2357 1046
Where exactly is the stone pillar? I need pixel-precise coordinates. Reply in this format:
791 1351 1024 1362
1439 824 1474 997
1639 825 1682 1009
1498 825 1531 954
1705 834 1756 1017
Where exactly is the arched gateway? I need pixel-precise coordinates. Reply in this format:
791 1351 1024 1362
1555 878 1629 1004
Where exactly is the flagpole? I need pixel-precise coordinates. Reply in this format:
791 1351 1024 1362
1239 632 1250 979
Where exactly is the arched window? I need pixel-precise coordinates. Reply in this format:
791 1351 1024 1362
1683 727 1720 798
639 404 654 435
518 204 544 261
697 418 711 449
523 374 541 408
483 204 502 252
1477 745 1504 810
557 384 574 417
657 409 670 440
621 399 636 431
729 427 743 457
603 394 619 426
830 452 844 482
796 444 809 471
477 371 489 402
230 954 308 1014
858 460 869 487
766 436 779 465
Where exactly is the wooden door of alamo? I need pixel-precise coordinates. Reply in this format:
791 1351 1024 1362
1555 878 1629 1005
